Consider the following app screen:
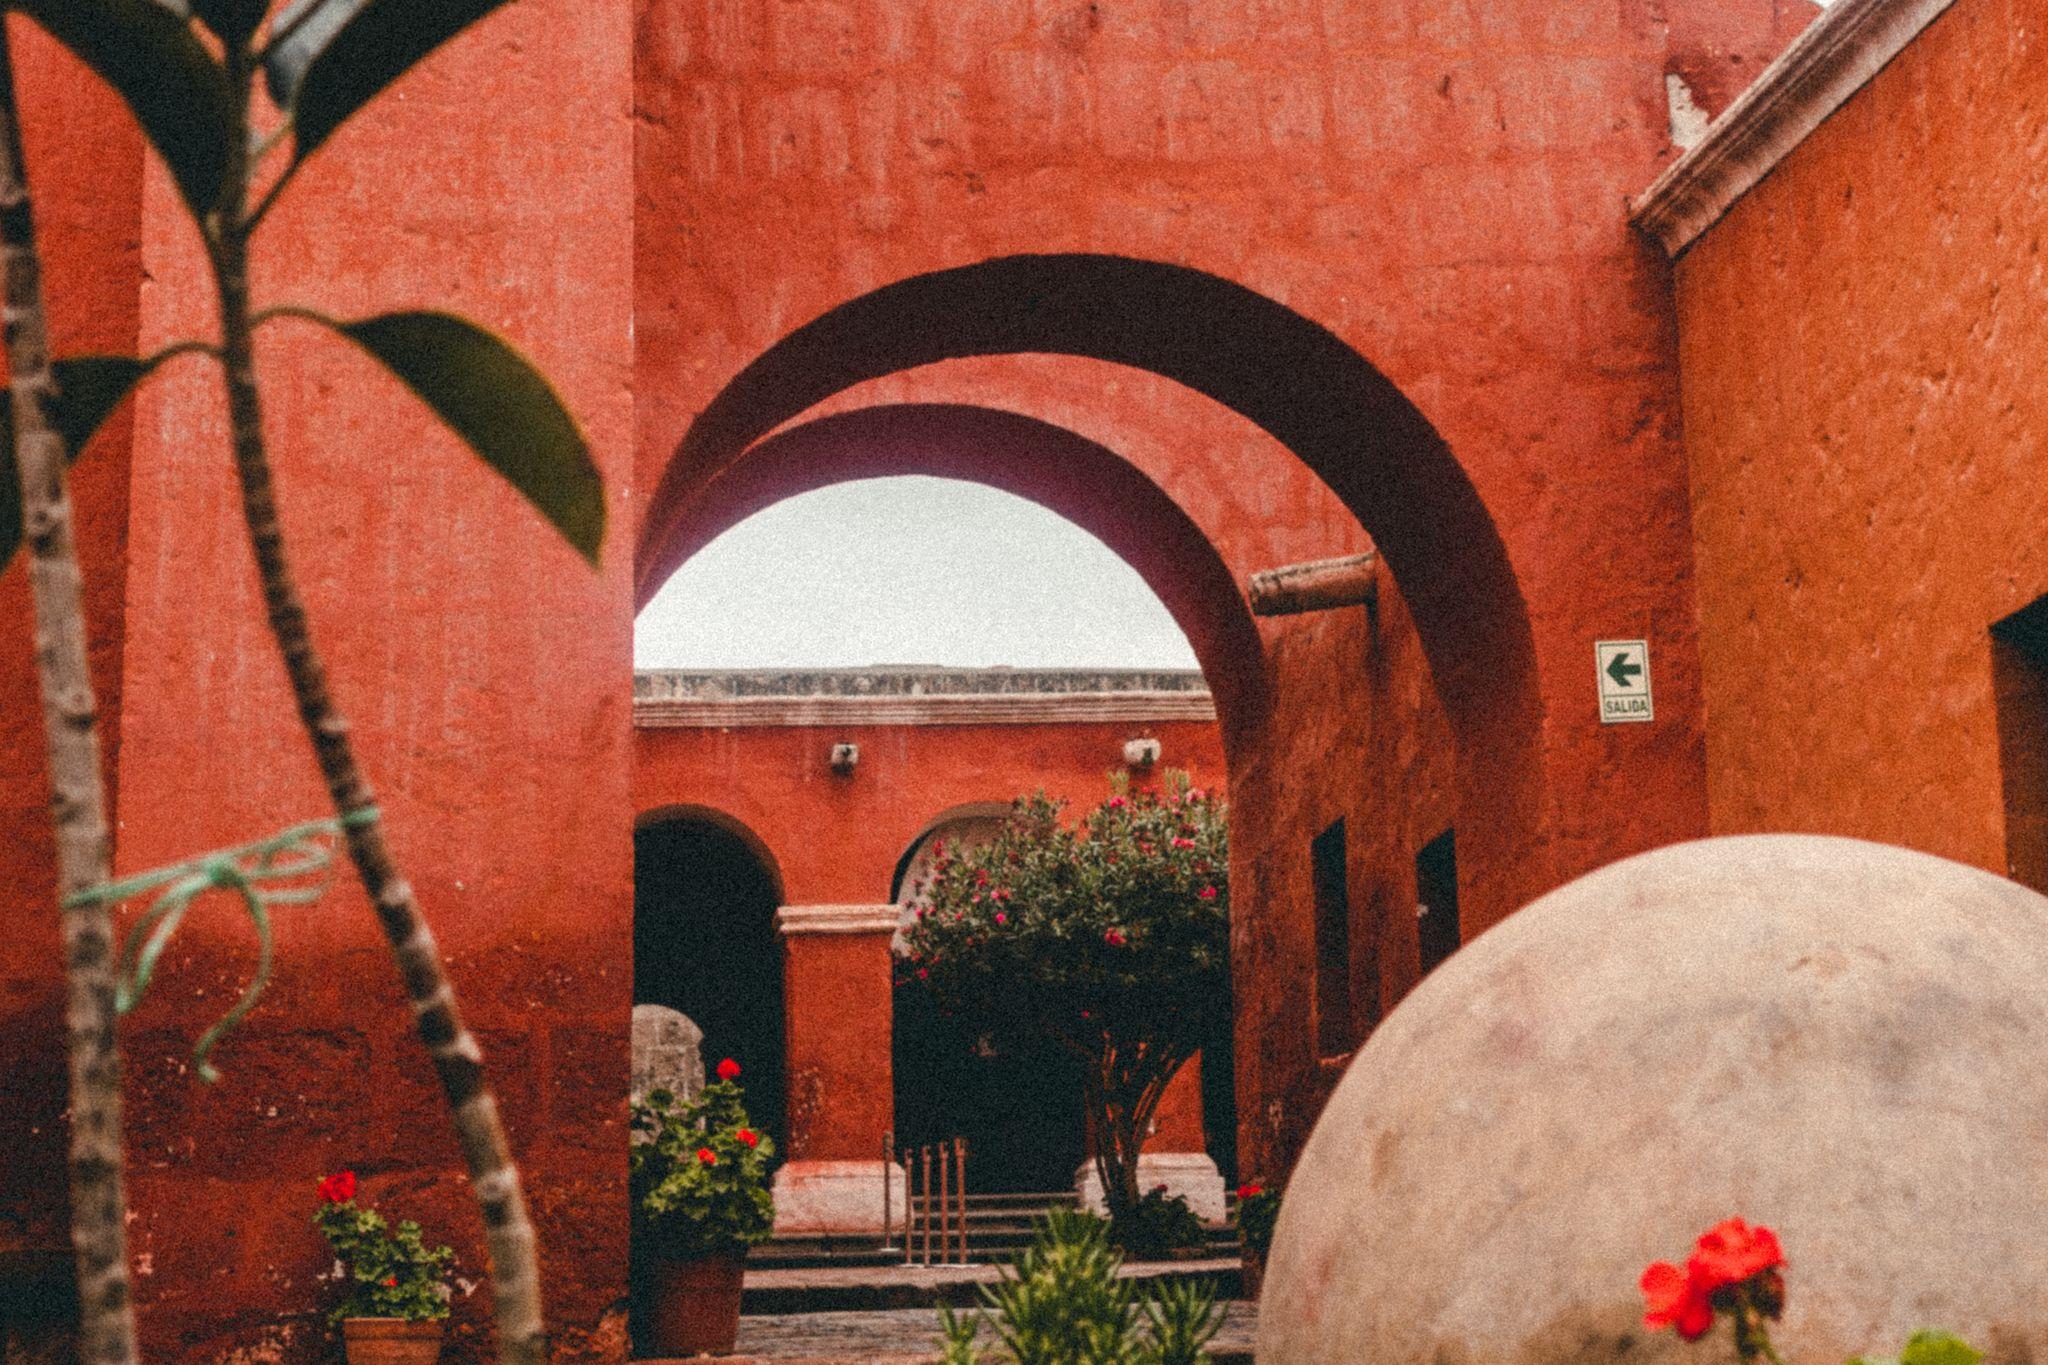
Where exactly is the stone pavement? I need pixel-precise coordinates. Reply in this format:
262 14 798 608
723 1301 1259 1363
741 1257 1243 1314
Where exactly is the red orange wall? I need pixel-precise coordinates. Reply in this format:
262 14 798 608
91 6 635 1360
632 0 1810 1181
1671 0 2048 867
637 717 1225 903
0 20 145 1260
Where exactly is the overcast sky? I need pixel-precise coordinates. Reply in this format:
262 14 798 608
633 477 1201 671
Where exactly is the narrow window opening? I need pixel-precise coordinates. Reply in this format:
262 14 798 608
1992 597 2048 893
1416 828 1460 977
1312 819 1351 1057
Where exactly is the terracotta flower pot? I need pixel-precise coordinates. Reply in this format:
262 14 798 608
341 1317 443 1365
643 1253 745 1358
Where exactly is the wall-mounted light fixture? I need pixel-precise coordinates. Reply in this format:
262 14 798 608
829 742 859 776
1123 737 1161 769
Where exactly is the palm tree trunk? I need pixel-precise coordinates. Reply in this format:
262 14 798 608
205 51 547 1365
0 26 139 1365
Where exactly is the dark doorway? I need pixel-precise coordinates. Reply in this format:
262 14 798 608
1993 598 2048 894
1311 819 1352 1057
634 815 786 1149
1416 828 1460 977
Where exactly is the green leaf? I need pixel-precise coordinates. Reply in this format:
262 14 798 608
269 0 515 166
191 0 273 46
14 0 234 219
1898 1331 1984 1365
51 358 151 460
322 311 602 564
0 355 156 575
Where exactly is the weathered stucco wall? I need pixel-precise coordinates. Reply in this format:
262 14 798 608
0 19 145 1263
1672 0 2048 869
97 5 636 1360
633 0 1807 1181
637 715 1227 904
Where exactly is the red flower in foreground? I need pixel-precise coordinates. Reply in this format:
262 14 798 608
1237 1183 1263 1199
316 1171 357 1204
1199 886 1218 900
1641 1260 1715 1341
383 1276 398 1288
1690 1217 1784 1290
716 1057 741 1082
1104 928 1127 946
696 1147 717 1165
738 1129 760 1148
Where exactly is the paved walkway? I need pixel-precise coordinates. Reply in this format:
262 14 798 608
727 1301 1259 1363
741 1257 1243 1314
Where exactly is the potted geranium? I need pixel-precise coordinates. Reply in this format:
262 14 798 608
313 1171 455 1365
1233 1181 1280 1300
630 1058 776 1357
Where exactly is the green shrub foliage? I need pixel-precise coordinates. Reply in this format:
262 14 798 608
313 1191 454 1324
939 1209 1223 1365
899 774 1229 1225
630 1070 776 1260
1112 1187 1205 1261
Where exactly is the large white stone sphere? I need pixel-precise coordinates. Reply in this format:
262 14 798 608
1258 836 2048 1364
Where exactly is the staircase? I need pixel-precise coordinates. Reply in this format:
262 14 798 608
750 1190 1240 1269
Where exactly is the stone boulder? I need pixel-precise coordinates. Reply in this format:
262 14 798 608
630 1004 704 1108
1258 835 2048 1363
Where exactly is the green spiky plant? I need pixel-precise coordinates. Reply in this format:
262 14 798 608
0 4 603 1361
939 1209 1224 1365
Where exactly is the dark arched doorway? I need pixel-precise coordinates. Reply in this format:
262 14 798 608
888 808 1091 1194
633 809 787 1149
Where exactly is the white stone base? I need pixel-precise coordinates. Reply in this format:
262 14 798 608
770 1159 909 1238
1074 1152 1228 1226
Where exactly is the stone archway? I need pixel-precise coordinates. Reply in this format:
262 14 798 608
638 253 1546 924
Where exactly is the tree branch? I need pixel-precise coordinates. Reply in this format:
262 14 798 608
207 42 547 1364
0 25 139 1365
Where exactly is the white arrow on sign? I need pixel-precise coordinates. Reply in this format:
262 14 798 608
1596 639 1653 724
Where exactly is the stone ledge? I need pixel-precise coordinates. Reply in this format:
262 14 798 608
1631 0 1956 256
776 904 904 937
635 691 1217 729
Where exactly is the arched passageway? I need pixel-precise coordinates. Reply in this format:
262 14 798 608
633 808 787 1148
638 253 1546 923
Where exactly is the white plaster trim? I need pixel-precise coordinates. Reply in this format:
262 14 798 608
1630 0 1956 256
634 691 1217 729
776 904 904 937
771 1159 908 1237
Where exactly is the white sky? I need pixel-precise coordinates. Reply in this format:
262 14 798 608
633 477 1201 671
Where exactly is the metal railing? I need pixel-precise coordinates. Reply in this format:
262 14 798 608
893 1134 968 1265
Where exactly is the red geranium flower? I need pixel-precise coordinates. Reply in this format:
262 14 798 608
716 1057 741 1082
1104 928 1126 946
697 1147 717 1165
1237 1183 1263 1199
1641 1260 1715 1340
383 1276 398 1288
1690 1218 1784 1290
316 1171 357 1204
738 1129 760 1148
1199 886 1218 900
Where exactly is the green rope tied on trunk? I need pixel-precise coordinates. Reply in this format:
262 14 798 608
64 806 380 1082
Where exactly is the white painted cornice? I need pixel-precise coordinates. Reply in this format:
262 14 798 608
634 691 1217 729
1631 0 1956 257
775 904 904 937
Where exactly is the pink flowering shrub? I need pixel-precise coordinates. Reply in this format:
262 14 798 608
899 773 1228 1228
